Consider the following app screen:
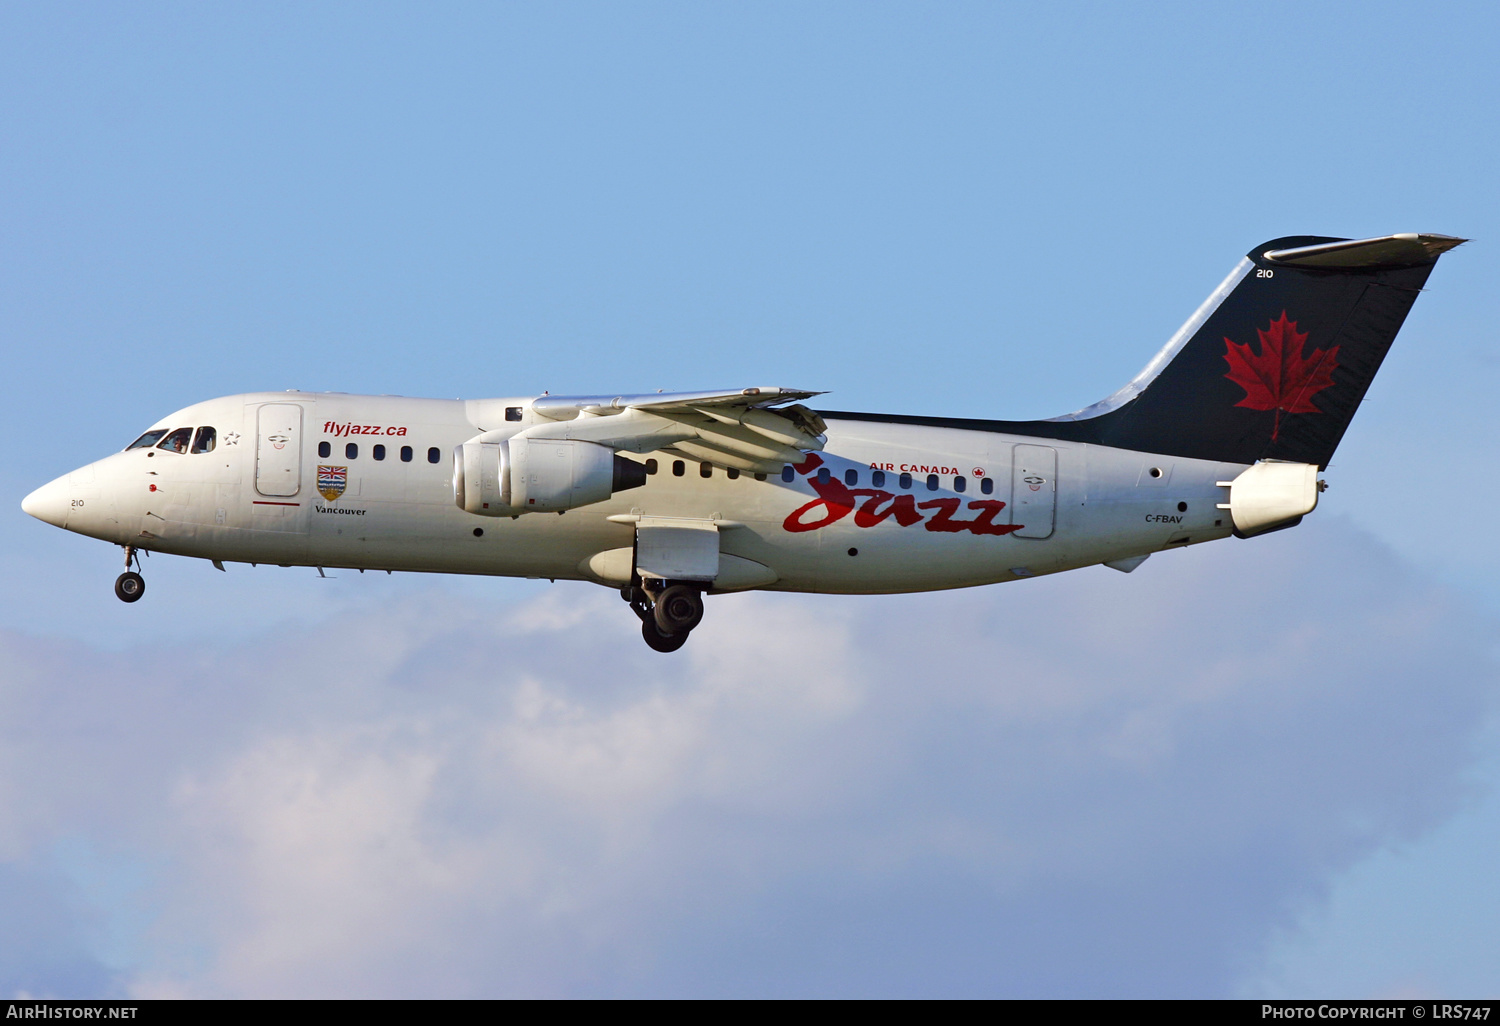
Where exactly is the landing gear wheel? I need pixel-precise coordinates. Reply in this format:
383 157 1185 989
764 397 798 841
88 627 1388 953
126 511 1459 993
642 619 689 653
653 585 704 636
115 571 145 603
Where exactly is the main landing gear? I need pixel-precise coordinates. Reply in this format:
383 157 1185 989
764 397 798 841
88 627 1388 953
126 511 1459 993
624 582 705 653
115 546 145 603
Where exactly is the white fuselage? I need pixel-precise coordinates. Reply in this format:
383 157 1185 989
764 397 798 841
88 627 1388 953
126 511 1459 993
31 392 1250 594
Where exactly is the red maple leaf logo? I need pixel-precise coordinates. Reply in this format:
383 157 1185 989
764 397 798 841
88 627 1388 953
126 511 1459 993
1223 312 1339 441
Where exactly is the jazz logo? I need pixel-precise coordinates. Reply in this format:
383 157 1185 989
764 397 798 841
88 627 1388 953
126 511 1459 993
782 454 1023 537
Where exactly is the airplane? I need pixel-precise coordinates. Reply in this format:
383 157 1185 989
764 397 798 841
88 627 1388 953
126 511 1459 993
22 233 1464 651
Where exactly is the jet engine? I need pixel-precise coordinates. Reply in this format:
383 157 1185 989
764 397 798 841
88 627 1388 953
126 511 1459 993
454 437 646 515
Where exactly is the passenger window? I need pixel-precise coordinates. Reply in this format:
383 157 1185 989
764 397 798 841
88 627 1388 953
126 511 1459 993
700 462 712 478
645 458 658 475
344 443 357 460
190 426 217 454
401 446 413 462
844 469 858 486
872 470 886 488
816 467 830 484
727 468 740 480
954 475 966 493
981 477 994 495
157 428 193 454
373 444 386 461
754 472 767 481
673 460 686 477
899 472 912 490
781 465 794 482
926 474 939 491
126 429 168 451
427 447 440 464
318 441 331 459
505 407 523 422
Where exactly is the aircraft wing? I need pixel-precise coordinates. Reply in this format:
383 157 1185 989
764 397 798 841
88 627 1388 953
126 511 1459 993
532 386 823 417
521 387 829 473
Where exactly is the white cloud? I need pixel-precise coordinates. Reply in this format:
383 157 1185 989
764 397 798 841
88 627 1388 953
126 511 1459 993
0 517 1493 997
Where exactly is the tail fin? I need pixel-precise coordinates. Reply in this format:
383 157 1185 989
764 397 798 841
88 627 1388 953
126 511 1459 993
1053 233 1465 467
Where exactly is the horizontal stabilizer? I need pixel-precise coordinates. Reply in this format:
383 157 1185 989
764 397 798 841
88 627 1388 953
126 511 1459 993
1264 233 1466 269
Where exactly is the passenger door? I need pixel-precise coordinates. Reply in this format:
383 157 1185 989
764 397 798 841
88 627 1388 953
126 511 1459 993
255 403 302 497
1011 444 1056 539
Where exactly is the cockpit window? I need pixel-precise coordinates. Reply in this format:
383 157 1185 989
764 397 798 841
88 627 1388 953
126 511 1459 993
157 427 193 454
191 426 217 454
125 429 168 451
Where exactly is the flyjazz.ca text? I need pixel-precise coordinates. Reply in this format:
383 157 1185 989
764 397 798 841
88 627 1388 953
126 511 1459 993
322 421 409 438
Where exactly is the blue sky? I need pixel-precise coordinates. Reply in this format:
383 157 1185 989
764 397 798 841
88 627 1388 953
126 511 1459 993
2 1 1497 997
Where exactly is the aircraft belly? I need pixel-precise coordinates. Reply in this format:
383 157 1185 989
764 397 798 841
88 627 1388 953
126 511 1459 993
303 503 633 576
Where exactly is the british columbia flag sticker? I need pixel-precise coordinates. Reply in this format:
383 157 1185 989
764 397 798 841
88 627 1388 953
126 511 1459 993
317 465 347 502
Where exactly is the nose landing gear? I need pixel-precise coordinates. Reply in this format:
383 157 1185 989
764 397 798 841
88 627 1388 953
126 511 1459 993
115 546 146 603
115 572 145 602
623 582 704 653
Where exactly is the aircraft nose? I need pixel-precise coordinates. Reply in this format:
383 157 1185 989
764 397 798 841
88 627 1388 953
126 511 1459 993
21 475 71 528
